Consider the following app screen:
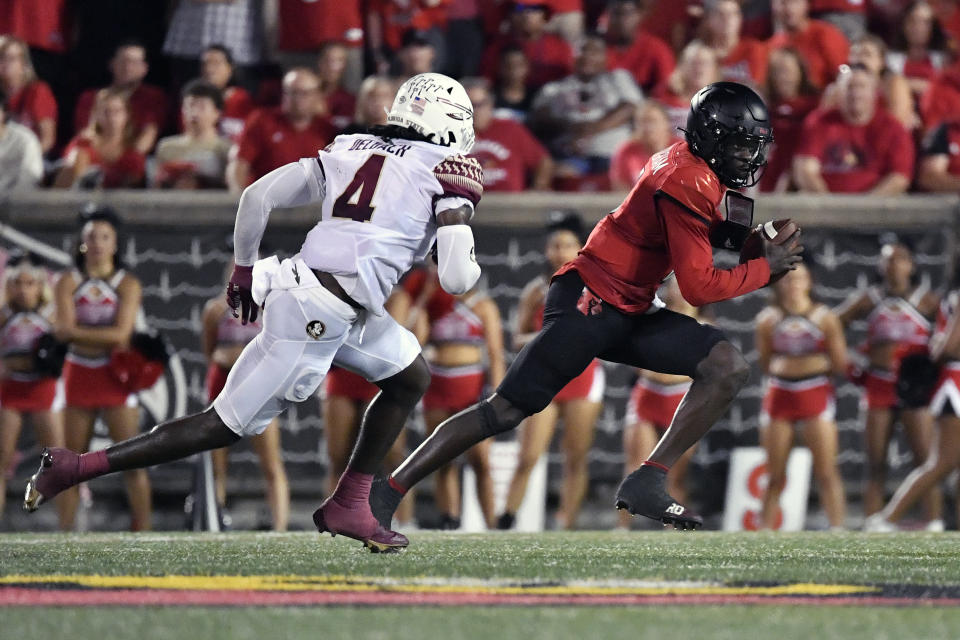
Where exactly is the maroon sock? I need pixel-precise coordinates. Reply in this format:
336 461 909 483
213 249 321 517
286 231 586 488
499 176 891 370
642 460 670 473
331 468 373 509
77 450 110 482
388 475 408 495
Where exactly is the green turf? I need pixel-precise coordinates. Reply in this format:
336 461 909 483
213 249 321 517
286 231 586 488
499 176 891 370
3 531 960 640
2 531 960 585
3 606 960 640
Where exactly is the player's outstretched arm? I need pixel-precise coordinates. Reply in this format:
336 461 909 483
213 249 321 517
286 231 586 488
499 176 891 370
435 206 481 295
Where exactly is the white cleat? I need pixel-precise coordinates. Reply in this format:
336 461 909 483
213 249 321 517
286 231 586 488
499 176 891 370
925 519 946 533
863 513 897 533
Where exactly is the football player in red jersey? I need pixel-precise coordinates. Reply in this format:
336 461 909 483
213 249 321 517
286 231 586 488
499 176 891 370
373 82 802 532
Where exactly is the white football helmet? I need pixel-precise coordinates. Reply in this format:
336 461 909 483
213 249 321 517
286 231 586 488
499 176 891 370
386 73 475 154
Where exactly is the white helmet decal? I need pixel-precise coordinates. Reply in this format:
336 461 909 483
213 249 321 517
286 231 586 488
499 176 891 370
387 73 476 154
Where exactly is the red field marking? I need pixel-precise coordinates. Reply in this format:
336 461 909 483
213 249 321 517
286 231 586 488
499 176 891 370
3 587 960 607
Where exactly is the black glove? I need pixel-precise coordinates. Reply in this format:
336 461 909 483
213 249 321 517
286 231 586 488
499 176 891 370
897 353 940 409
130 330 172 365
33 333 68 377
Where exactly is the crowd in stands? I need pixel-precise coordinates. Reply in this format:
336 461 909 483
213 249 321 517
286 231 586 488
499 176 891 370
3 0 960 195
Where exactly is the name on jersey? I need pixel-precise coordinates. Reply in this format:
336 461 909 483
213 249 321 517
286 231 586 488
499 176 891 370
348 138 412 157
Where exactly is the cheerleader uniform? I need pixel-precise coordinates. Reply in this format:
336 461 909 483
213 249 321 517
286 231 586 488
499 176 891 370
863 286 932 410
0 306 57 411
62 270 133 409
762 305 835 423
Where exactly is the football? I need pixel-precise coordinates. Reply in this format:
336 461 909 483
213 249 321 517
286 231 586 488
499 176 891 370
739 219 800 284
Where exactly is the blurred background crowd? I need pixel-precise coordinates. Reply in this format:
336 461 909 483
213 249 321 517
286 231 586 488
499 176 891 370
3 0 960 195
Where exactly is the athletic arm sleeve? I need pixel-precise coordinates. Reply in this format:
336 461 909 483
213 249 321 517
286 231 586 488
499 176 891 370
659 196 770 306
436 224 481 295
233 158 326 266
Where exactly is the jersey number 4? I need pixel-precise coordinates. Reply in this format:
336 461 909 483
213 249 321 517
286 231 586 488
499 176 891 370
332 154 386 222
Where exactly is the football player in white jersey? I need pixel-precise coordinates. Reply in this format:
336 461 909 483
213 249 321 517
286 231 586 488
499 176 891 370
24 73 484 552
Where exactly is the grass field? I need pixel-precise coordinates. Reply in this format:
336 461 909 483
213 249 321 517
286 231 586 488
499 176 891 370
3 531 960 640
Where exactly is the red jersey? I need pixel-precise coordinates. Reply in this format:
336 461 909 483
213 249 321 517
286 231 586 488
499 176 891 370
548 0 582 12
326 88 357 131
371 0 449 51
470 118 547 192
235 107 336 184
7 81 57 139
63 136 146 188
605 32 675 95
481 33 575 90
719 39 768 87
759 94 819 192
555 142 771 313
278 0 363 49
796 106 914 193
0 0 70 53
639 0 698 45
74 84 170 141
809 0 866 14
766 20 850 89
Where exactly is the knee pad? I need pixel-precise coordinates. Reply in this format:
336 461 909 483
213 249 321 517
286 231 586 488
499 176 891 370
478 399 518 439
285 369 324 402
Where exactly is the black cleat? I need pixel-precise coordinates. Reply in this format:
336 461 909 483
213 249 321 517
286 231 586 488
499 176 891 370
615 465 702 530
369 476 404 530
496 512 515 530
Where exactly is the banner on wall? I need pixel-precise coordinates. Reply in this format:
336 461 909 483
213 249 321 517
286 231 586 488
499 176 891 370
722 446 812 532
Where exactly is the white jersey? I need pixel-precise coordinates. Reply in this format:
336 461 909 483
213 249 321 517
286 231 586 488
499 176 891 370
300 133 472 314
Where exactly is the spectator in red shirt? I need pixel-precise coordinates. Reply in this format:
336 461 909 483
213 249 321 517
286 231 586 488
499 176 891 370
759 47 820 192
638 0 700 52
464 78 552 192
917 118 960 191
793 65 914 194
887 1 949 103
608 101 679 190
821 34 917 129
919 58 960 131
481 2 574 91
227 68 335 192
701 0 769 87
367 0 449 74
73 41 168 155
602 0 675 95
0 36 57 154
316 42 356 132
767 0 850 89
54 87 146 189
200 45 253 143
492 46 535 122
339 75 399 135
653 41 722 135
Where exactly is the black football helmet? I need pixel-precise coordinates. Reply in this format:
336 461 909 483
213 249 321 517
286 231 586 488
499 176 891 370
682 82 773 189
